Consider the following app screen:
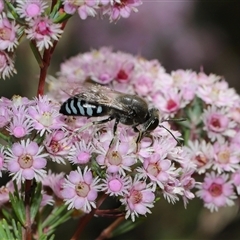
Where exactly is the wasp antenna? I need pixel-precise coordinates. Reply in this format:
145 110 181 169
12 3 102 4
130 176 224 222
159 124 182 145
163 118 187 122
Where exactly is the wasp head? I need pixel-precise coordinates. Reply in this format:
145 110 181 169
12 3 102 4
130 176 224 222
143 108 160 132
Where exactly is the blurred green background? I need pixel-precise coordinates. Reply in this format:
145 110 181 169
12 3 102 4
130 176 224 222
1 1 240 239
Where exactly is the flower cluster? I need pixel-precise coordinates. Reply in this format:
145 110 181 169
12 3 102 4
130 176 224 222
47 47 240 212
0 0 62 78
1 48 240 223
63 0 142 21
0 0 142 80
0 49 197 222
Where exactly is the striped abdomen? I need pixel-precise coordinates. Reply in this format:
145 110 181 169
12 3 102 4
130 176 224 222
60 97 108 117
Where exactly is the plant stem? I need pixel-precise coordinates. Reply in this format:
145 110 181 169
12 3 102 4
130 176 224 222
36 20 68 96
24 180 32 240
70 194 107 240
96 216 125 240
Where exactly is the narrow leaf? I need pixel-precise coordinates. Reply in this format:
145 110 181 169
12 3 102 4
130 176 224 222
30 182 42 222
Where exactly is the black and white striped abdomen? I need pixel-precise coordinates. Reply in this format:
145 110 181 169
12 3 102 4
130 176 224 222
60 97 108 117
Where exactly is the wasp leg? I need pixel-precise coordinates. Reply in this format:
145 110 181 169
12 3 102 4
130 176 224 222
93 116 120 149
136 131 143 144
92 116 115 126
132 126 143 152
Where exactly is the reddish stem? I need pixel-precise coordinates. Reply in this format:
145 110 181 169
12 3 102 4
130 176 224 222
96 216 125 240
23 180 32 240
37 20 68 96
71 194 107 240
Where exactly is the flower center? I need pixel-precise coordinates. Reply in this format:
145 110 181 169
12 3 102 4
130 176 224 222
130 190 142 204
117 69 128 80
208 183 222 197
19 154 33 169
69 0 84 7
0 27 12 41
109 179 122 192
195 152 207 167
13 126 26 138
77 152 91 163
26 3 41 17
166 99 177 111
218 150 230 164
147 163 160 177
39 112 52 126
108 151 122 165
75 182 90 197
50 140 61 153
37 21 50 35
210 117 221 129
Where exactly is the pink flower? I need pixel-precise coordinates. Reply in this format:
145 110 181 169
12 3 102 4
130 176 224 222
120 176 155 222
25 17 63 51
115 61 134 83
179 168 195 208
100 173 131 196
63 0 98 20
212 141 240 173
152 88 182 117
7 106 34 138
5 139 47 183
42 171 65 199
28 96 64 136
16 0 48 21
184 140 214 174
107 0 142 22
171 69 197 102
95 133 137 175
197 76 240 108
44 130 72 164
202 105 236 142
61 167 100 212
0 50 16 79
68 139 94 165
133 73 154 96
0 180 18 206
40 191 55 207
0 15 19 51
0 100 11 128
137 153 176 190
196 172 236 212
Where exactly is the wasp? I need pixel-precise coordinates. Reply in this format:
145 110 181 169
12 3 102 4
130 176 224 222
59 83 180 144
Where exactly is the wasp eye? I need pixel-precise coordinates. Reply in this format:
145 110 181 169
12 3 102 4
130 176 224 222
145 108 160 131
147 118 159 131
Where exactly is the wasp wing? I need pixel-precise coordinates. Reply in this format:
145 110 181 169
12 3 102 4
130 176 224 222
74 83 131 114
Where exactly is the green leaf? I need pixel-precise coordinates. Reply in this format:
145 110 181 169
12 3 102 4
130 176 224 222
50 0 63 18
42 205 72 229
5 1 19 19
30 182 42 222
112 218 145 237
11 219 22 239
9 193 26 226
1 208 12 222
30 41 44 68
53 13 72 23
0 219 19 240
40 205 72 237
0 132 11 143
